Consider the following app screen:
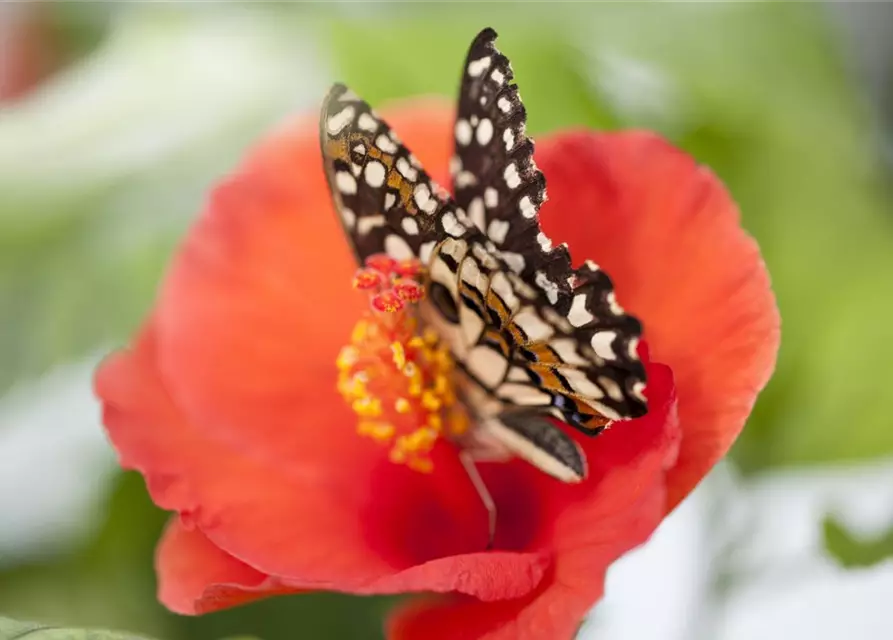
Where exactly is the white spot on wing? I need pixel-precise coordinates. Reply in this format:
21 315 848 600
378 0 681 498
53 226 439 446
493 383 551 407
456 171 477 188
401 217 419 235
497 96 512 113
562 368 604 399
384 192 396 211
598 375 624 402
455 119 473 146
607 292 624 315
491 68 505 84
364 161 386 188
591 402 622 421
441 211 465 237
376 134 398 154
357 214 385 235
468 56 492 77
335 171 357 195
489 272 520 315
468 197 485 231
385 234 414 260
488 219 510 244
627 337 640 360
357 112 378 132
504 163 521 189
419 241 436 264
397 157 418 181
568 294 594 328
466 346 508 389
503 128 515 151
476 118 494 145
519 195 536 218
340 208 356 229
484 187 499 209
500 251 525 274
550 338 588 366
535 271 559 304
514 307 554 341
326 106 355 134
590 331 618 360
536 232 552 252
460 307 486 347
413 183 438 214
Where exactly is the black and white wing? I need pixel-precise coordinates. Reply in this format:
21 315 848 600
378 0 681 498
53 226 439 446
450 28 649 427
320 82 466 265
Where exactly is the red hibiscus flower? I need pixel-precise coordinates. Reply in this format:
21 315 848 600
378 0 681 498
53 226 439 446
94 96 779 638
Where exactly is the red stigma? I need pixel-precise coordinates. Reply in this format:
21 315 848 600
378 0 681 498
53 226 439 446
353 268 385 291
393 279 425 303
372 290 405 313
365 254 398 275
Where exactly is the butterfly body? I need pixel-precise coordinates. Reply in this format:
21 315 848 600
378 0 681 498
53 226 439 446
321 29 647 483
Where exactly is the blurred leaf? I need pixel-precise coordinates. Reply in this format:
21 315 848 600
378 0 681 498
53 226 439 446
823 514 893 569
0 5 325 393
0 616 153 639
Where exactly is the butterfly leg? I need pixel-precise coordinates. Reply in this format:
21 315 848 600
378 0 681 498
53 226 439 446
459 449 497 550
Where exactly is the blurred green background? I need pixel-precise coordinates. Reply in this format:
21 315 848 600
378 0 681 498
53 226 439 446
2 2 893 639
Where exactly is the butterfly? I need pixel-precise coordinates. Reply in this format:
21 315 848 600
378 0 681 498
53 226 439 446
319 27 647 485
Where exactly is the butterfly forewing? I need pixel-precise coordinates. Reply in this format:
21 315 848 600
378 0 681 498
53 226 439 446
451 28 573 292
320 83 462 264
451 29 647 428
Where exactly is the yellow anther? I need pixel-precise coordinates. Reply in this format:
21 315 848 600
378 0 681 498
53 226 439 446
352 396 382 418
394 397 411 414
336 346 359 371
351 320 369 344
391 342 407 370
357 420 395 441
407 336 425 350
421 390 442 412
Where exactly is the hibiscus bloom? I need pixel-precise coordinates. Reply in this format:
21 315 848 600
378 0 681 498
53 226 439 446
94 50 778 640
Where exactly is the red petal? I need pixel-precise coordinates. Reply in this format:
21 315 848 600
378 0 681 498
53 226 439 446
156 517 296 615
536 131 779 508
96 323 544 600
153 100 454 476
389 364 679 640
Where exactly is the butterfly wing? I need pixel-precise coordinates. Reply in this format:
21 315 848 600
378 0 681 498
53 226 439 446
452 29 647 430
320 83 462 264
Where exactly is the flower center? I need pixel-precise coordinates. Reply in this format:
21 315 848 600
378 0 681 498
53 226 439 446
336 253 470 472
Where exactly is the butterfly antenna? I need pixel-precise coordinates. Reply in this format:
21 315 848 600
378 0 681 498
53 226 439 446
459 450 496 549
